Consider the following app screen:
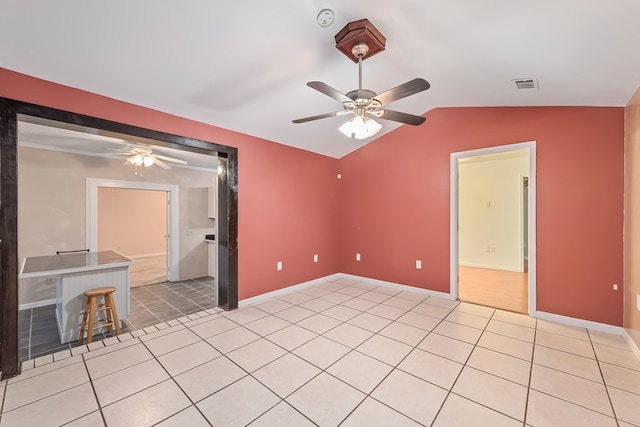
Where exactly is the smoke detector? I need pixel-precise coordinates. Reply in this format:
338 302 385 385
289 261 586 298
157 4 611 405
512 78 539 91
317 9 335 27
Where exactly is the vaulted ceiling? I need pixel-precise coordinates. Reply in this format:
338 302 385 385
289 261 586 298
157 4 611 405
2 1 640 158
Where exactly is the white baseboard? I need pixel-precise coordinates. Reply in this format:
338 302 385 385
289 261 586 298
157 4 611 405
459 261 523 273
239 272 453 307
534 311 624 335
623 329 640 361
130 252 165 259
339 274 454 300
239 274 342 307
19 299 56 311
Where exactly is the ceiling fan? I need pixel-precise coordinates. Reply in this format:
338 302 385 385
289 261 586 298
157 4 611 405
293 18 430 140
109 144 187 175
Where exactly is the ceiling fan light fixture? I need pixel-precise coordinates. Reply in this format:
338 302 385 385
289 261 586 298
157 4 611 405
338 115 381 140
132 154 144 166
143 156 155 167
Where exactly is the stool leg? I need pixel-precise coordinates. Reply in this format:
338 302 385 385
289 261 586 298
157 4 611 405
78 298 91 342
107 292 121 335
86 296 97 344
104 295 114 334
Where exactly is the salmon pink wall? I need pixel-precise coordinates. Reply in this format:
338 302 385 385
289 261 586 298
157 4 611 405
0 68 340 300
339 107 624 326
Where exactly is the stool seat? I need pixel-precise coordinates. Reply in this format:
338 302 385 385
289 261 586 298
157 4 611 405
83 286 117 297
78 286 121 344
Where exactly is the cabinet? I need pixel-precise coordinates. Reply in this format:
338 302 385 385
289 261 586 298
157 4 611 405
208 183 217 219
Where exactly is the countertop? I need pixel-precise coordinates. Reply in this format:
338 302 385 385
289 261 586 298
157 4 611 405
19 250 135 278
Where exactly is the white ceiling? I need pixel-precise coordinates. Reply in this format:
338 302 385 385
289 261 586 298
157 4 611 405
2 1 640 159
18 122 218 170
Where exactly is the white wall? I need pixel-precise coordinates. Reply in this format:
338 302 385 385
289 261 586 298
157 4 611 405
18 146 216 305
458 155 529 271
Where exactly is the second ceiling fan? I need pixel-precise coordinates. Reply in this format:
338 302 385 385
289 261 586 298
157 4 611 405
293 18 430 139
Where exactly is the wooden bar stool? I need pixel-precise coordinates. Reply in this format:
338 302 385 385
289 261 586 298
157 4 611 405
78 286 121 343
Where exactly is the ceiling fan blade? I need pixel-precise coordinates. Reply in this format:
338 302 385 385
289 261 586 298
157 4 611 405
307 82 352 103
293 111 347 124
153 158 172 170
373 78 430 106
152 154 188 165
375 109 426 126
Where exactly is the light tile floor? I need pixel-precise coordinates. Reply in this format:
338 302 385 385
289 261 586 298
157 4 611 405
3 277 640 426
18 277 216 361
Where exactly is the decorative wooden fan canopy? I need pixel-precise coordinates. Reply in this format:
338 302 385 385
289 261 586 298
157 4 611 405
334 18 386 63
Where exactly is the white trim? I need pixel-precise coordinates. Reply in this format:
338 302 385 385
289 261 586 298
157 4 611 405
239 274 342 307
458 261 523 272
19 299 56 311
129 252 165 259
86 178 179 281
239 273 453 307
450 141 537 315
535 311 624 335
623 329 640 362
340 274 454 299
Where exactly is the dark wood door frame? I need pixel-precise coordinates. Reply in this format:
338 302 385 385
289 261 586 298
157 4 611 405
0 98 238 379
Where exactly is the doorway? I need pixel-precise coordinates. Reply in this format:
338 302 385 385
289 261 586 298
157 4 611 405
87 179 179 282
97 187 169 287
450 142 537 314
0 99 239 378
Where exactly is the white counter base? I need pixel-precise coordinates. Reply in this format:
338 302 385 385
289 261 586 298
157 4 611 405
19 250 134 344
56 265 131 343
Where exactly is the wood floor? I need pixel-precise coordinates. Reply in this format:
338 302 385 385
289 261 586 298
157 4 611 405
129 254 167 288
458 263 528 314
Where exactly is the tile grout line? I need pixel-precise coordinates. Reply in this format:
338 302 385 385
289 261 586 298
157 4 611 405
9 279 637 426
80 354 108 427
336 304 452 426
426 306 502 427
587 328 621 426
233 284 417 425
137 335 216 427
522 317 538 426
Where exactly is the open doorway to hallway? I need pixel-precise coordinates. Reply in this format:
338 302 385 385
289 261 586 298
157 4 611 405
450 143 536 314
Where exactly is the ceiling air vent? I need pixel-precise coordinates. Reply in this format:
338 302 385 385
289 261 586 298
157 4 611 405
512 78 538 91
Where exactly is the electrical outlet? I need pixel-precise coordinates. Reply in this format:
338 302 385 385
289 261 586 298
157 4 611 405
490 246 496 253
613 284 618 291
314 254 318 262
187 230 193 236
356 253 361 261
416 260 422 269
45 276 55 284
337 174 342 179
277 261 282 271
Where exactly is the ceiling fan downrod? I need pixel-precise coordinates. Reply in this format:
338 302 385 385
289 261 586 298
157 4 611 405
352 42 369 91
